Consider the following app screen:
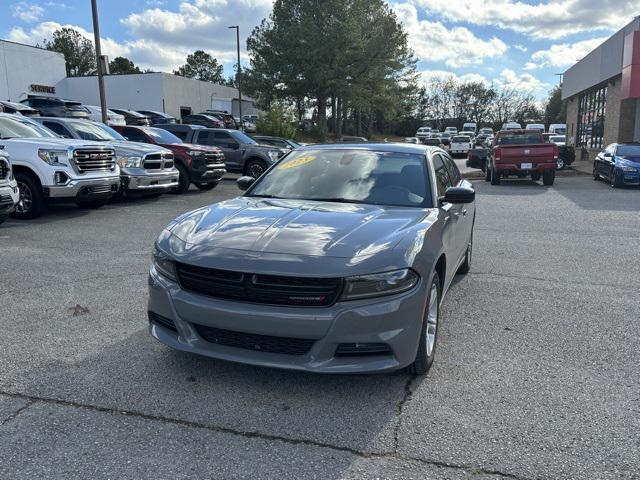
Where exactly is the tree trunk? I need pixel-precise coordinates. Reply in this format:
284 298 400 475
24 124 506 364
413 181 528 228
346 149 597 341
336 97 343 138
317 95 327 140
331 96 337 134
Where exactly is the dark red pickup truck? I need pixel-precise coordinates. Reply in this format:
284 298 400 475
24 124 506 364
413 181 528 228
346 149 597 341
486 130 558 186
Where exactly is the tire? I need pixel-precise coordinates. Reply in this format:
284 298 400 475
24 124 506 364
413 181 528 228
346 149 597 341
490 166 500 185
76 199 108 209
195 182 218 191
458 232 472 274
556 157 566 170
593 165 599 181
542 169 555 186
531 173 541 182
171 163 191 194
0 214 8 225
11 172 45 219
610 168 622 188
245 159 268 178
484 164 492 182
409 272 441 376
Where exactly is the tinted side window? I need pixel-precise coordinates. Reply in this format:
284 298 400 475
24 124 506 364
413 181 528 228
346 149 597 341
195 130 214 146
122 127 147 142
43 122 72 138
441 154 461 185
432 155 452 197
213 132 236 147
171 129 187 141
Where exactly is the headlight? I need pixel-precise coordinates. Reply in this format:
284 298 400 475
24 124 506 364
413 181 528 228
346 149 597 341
621 166 638 172
341 269 419 301
152 246 177 282
187 150 204 157
117 156 143 168
38 149 68 165
267 150 280 162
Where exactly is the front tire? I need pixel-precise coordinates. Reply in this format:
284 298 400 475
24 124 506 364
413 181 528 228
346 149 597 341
490 166 500 185
543 169 555 186
557 157 566 170
11 172 45 219
245 159 268 178
171 163 191 194
409 273 441 376
610 168 622 188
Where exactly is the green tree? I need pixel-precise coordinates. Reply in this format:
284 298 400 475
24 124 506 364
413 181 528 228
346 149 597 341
44 28 96 77
109 56 142 75
174 50 224 83
544 86 566 125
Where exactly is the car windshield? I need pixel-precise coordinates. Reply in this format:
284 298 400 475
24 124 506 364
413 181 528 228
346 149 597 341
617 145 640 157
141 127 182 144
497 133 542 145
452 136 469 142
286 139 302 148
550 136 565 143
248 149 433 208
68 120 123 141
0 116 56 138
230 130 258 145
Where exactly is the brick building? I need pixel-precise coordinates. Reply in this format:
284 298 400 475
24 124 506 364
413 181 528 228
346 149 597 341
562 17 640 159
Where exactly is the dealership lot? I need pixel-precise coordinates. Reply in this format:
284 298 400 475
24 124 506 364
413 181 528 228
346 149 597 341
1 176 639 479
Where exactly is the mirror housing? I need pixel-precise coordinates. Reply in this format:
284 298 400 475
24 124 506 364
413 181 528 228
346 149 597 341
442 186 475 204
603 152 613 158
237 176 256 191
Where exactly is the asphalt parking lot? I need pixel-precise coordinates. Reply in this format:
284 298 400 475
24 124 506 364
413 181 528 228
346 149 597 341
1 175 639 480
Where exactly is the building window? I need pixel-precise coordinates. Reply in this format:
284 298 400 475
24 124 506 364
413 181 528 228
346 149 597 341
577 84 607 149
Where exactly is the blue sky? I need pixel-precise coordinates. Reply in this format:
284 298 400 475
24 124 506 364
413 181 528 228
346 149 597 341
2 0 638 99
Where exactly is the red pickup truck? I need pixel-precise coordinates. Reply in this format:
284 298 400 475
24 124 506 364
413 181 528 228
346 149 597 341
486 130 558 186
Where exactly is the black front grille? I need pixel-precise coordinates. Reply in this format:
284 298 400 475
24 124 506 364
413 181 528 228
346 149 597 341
175 263 342 307
73 148 116 174
335 343 392 357
143 153 174 170
193 323 314 355
82 184 113 195
205 153 225 167
0 159 9 180
148 311 177 332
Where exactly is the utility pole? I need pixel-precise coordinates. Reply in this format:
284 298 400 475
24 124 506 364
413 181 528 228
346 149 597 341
91 0 108 123
228 25 242 129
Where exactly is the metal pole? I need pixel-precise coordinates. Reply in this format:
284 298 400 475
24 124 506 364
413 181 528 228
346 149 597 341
91 0 108 123
229 25 242 129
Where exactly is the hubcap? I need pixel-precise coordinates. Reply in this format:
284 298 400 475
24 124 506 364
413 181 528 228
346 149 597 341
557 159 564 169
425 283 439 357
15 181 32 214
248 163 265 178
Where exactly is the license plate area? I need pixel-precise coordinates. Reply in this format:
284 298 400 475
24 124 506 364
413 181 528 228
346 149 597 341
521 163 533 170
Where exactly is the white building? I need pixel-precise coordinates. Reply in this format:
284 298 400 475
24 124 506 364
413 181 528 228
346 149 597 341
1 39 256 119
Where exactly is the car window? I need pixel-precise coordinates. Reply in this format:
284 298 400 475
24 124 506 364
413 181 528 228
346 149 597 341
497 133 543 145
249 149 433 208
195 130 215 146
122 127 147 143
452 136 469 142
432 154 452 197
616 145 640 157
440 154 461 185
43 121 72 138
169 129 187 141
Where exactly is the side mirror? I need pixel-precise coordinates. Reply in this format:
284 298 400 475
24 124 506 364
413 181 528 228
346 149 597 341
237 176 256 191
442 186 475 204
603 152 612 158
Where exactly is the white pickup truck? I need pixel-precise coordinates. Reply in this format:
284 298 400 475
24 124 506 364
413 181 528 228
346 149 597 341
0 148 19 224
0 113 120 219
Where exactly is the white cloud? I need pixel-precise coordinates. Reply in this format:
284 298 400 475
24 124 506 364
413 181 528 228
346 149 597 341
514 44 528 53
11 2 45 22
496 68 549 92
408 0 638 39
393 3 508 68
524 37 608 70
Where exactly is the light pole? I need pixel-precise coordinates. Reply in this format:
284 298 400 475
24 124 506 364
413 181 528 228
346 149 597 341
91 0 107 123
228 25 242 129
555 73 563 86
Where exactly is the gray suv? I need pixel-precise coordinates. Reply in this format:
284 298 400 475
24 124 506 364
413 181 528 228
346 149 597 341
148 143 476 375
20 97 91 119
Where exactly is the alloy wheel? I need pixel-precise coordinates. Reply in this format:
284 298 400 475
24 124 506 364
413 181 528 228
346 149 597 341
15 181 32 214
425 282 439 357
557 158 565 170
248 162 266 178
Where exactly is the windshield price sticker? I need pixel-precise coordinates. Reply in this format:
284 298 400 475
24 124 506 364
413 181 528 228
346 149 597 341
278 155 316 170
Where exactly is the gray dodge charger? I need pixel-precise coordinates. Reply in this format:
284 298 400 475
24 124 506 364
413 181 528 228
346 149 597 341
148 143 475 374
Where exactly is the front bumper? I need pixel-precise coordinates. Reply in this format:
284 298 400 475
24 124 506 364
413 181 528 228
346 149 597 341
120 168 180 192
44 176 120 200
190 163 227 184
619 170 640 185
0 181 19 215
148 267 426 373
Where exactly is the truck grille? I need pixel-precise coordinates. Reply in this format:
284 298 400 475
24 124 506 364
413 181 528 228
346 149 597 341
72 148 116 174
175 263 343 307
193 324 315 356
205 152 225 168
143 152 175 170
0 158 10 180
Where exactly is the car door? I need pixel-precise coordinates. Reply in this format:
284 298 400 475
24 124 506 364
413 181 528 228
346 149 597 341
210 131 242 169
432 154 459 281
441 153 474 259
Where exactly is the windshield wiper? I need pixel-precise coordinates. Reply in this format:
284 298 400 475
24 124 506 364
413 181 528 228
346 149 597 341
248 194 284 199
300 197 363 204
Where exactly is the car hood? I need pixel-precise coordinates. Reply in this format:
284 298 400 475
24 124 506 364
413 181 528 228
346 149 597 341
618 155 640 166
106 141 171 156
166 197 431 259
243 143 281 153
0 137 112 150
167 143 221 153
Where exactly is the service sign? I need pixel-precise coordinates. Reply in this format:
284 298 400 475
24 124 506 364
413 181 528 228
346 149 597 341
30 84 56 94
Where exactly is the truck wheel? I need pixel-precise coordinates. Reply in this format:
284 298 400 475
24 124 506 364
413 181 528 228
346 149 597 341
484 164 491 182
76 200 108 209
171 163 191 194
556 158 566 170
11 172 45 219
0 214 8 225
543 169 555 186
409 272 440 376
245 159 267 178
195 182 218 191
531 173 541 182
490 167 500 185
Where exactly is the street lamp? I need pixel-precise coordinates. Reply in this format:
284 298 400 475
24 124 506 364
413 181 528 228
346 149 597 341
91 0 108 123
228 25 242 129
